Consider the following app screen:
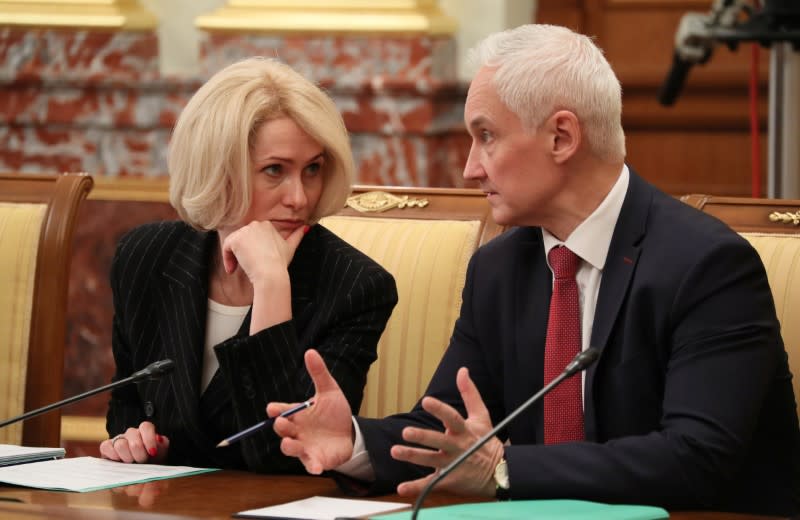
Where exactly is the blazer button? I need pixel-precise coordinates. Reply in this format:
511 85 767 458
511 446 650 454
143 401 156 418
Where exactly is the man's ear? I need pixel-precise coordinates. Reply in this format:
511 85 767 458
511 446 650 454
546 110 581 164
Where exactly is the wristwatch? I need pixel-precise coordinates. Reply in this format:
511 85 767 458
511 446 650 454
493 457 511 501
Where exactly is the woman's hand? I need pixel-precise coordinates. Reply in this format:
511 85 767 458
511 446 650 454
99 421 169 464
220 221 307 284
219 221 308 333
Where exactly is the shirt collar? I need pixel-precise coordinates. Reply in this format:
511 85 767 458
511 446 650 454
542 164 629 271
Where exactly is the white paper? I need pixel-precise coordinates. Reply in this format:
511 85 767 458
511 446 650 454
0 456 217 492
0 444 65 466
236 496 409 519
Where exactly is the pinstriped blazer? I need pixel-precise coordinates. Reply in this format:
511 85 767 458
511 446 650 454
106 221 397 473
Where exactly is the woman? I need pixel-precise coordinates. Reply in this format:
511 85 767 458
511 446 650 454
98 57 398 473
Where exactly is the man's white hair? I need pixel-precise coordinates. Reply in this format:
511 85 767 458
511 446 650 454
469 24 626 162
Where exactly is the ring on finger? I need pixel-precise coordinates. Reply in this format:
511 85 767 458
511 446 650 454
111 434 126 446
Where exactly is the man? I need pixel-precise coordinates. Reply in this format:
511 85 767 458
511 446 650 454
269 24 800 515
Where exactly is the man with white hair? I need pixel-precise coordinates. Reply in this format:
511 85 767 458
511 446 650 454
269 24 800 515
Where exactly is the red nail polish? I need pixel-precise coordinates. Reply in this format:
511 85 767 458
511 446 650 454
303 225 310 235
157 435 163 443
148 447 157 457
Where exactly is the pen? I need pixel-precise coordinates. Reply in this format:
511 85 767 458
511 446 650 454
216 400 314 448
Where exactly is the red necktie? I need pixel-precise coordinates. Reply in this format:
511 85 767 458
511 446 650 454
543 245 584 444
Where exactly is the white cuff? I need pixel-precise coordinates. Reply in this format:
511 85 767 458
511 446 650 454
332 416 375 482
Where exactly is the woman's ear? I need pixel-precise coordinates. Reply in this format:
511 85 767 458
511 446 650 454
546 110 581 164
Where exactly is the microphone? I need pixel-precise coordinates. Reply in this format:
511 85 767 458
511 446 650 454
409 347 600 520
657 51 696 106
0 359 175 431
658 11 713 106
130 359 175 380
659 0 756 106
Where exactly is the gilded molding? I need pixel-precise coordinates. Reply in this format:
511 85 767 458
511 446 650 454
196 0 456 35
769 210 800 226
0 0 157 29
89 177 169 203
346 190 428 212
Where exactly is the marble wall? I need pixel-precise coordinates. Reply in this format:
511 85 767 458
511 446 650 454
0 27 469 187
0 27 192 177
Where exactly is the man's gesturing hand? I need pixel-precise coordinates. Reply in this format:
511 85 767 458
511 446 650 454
391 367 504 498
269 349 356 474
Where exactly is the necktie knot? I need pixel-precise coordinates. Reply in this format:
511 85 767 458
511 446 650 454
548 246 579 279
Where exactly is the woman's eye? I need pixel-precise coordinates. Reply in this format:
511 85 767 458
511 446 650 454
262 164 282 176
304 162 322 176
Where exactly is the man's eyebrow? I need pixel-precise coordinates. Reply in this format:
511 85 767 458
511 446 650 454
467 115 489 129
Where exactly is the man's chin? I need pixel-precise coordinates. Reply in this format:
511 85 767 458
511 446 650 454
490 207 513 226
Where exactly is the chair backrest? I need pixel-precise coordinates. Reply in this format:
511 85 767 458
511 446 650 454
681 194 800 417
320 187 504 418
0 173 93 447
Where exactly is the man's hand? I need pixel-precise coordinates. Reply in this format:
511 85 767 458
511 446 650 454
270 349 355 474
391 367 504 498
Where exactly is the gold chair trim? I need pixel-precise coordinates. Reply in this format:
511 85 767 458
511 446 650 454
769 210 800 226
345 191 429 213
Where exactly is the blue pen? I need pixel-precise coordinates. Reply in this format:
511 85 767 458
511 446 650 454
216 400 314 448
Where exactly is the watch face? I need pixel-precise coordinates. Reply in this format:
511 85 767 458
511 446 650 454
494 458 510 489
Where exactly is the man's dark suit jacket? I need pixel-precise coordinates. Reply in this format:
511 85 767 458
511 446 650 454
107 221 397 473
357 170 800 515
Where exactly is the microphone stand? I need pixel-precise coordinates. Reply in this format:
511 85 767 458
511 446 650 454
410 348 600 520
0 359 175 430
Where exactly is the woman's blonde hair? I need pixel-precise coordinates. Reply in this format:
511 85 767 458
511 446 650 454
168 57 354 230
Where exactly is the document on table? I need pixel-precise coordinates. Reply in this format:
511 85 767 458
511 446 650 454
234 496 410 519
0 456 218 492
0 444 66 467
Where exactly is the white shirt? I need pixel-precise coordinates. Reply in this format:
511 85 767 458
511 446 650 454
337 165 630 481
202 299 250 393
541 164 629 394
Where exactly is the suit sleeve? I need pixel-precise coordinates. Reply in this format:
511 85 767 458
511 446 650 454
354 248 504 494
213 265 398 473
106 230 149 436
504 237 784 508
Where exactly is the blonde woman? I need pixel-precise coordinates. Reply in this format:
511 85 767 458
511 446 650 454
99 58 397 473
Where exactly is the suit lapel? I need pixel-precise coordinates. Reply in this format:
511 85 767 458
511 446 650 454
156 227 216 448
287 225 322 324
584 170 651 440
512 228 551 443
